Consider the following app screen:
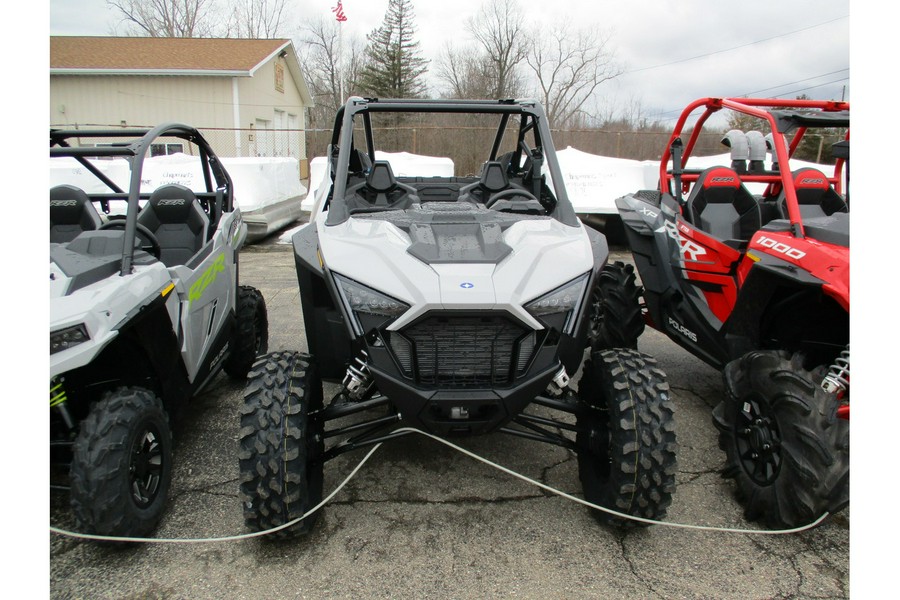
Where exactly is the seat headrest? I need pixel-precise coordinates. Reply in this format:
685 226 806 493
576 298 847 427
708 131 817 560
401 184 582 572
697 167 741 190
367 161 397 193
792 168 830 191
50 185 93 224
146 184 200 223
480 161 508 192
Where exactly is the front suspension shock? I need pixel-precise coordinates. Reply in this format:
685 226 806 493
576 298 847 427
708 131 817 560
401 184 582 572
50 377 76 430
821 346 849 396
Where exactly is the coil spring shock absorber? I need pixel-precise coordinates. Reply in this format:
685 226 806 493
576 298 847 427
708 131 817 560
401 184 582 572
50 377 76 430
342 350 373 401
821 346 849 418
822 346 849 395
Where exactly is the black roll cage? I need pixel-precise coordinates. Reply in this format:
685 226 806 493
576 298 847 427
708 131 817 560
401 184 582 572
323 97 580 227
50 123 233 276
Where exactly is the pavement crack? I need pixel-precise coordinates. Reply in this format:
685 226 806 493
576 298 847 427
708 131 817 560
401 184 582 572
678 467 722 484
171 477 240 499
616 533 667 600
538 452 576 497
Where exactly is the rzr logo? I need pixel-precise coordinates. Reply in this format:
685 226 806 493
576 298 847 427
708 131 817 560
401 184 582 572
800 178 825 185
756 236 806 260
50 200 78 207
663 221 707 261
189 253 225 304
158 198 186 206
710 177 735 183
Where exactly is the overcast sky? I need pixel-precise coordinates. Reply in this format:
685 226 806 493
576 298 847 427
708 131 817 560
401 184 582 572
48 0 849 125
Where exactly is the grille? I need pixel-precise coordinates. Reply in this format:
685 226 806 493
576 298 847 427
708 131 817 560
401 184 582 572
396 314 533 388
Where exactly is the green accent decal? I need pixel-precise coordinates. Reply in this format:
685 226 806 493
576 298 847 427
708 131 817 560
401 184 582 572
188 253 226 304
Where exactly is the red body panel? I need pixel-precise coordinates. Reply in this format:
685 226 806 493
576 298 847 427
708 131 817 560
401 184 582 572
741 230 850 311
672 219 741 322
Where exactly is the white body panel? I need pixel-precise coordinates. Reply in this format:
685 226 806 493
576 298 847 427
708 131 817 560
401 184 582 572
317 215 594 331
50 261 172 376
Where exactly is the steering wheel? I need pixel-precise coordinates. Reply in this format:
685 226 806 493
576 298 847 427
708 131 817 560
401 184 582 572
485 187 541 210
99 220 162 260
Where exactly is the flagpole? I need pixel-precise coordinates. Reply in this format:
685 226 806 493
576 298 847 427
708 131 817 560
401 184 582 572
338 19 344 103
333 2 348 105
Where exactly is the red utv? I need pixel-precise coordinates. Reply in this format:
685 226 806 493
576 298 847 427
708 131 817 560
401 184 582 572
594 97 849 528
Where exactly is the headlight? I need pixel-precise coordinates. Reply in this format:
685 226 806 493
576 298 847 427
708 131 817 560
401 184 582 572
524 273 590 335
333 273 410 336
50 324 90 354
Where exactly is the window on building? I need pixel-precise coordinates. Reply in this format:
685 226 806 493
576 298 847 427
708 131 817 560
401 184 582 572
150 143 184 157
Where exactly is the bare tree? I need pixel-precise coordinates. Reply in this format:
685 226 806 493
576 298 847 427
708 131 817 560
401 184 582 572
228 0 286 39
435 43 492 99
435 0 527 99
298 16 366 127
465 0 527 98
107 0 219 37
525 25 622 127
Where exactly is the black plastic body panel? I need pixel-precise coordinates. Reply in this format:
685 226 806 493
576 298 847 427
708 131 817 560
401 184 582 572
293 224 353 381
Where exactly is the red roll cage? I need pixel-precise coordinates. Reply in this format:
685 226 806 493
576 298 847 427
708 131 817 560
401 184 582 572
660 97 849 238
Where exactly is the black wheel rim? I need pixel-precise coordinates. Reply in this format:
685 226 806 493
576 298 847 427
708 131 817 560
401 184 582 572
734 395 782 486
129 425 164 508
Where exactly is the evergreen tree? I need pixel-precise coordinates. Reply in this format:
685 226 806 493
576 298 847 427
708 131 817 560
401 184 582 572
359 0 429 98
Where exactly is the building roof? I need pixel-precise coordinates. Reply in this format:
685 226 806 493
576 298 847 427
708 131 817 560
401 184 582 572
50 36 313 106
50 37 290 73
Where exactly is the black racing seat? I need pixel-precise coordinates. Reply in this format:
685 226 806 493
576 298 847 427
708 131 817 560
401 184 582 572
779 168 848 220
50 184 103 243
458 161 509 203
346 160 418 210
137 184 209 266
685 166 761 243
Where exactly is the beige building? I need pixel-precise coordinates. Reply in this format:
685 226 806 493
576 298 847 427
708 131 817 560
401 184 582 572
50 37 314 162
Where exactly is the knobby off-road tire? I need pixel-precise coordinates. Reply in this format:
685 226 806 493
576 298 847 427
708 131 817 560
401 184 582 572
224 285 269 379
238 351 324 540
70 387 173 538
588 261 644 351
713 350 850 529
576 348 677 527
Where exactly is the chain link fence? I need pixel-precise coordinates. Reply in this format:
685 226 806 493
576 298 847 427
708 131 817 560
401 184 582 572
52 124 726 181
51 124 837 187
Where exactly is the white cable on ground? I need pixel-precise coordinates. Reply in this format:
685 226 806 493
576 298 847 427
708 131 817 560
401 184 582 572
49 427 830 544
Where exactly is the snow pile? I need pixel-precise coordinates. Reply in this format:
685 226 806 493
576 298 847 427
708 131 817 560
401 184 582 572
50 154 305 210
555 147 657 214
301 151 455 213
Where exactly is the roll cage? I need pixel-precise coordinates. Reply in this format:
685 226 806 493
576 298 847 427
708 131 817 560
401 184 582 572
323 97 580 227
50 123 234 276
660 97 849 239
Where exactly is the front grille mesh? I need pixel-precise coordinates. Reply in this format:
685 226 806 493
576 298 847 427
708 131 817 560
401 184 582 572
397 314 532 388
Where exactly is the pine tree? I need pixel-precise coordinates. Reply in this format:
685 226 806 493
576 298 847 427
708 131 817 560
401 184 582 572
359 0 429 98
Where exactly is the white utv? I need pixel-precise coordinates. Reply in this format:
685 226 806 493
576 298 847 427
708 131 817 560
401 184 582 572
239 98 676 538
50 124 268 538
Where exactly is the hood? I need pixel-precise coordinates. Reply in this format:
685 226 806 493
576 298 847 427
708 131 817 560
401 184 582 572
317 205 594 330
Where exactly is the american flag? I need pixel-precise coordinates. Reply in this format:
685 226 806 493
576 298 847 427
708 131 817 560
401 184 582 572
332 2 348 22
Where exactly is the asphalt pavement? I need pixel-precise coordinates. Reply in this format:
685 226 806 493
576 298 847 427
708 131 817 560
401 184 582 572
49 236 850 600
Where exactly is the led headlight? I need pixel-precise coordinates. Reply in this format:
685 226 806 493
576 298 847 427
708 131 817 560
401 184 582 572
524 273 590 335
50 324 90 354
333 273 410 336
